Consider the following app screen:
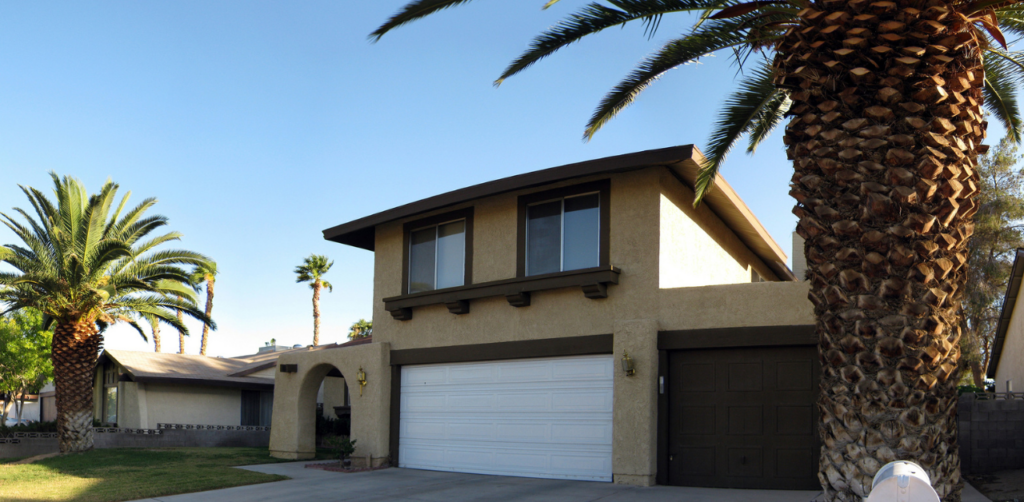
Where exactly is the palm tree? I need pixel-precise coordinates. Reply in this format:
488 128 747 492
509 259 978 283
348 319 372 340
190 262 218 356
372 3 1024 500
0 173 213 453
295 255 333 346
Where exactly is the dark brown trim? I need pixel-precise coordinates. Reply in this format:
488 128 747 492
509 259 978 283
989 248 1024 378
384 266 620 319
401 207 474 296
131 376 275 391
390 365 401 466
656 349 668 486
516 179 611 278
324 145 699 249
279 364 297 373
657 325 816 351
390 334 613 366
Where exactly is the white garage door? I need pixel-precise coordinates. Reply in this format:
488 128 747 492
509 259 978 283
399 355 614 482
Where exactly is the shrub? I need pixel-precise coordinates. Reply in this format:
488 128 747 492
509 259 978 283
0 420 57 435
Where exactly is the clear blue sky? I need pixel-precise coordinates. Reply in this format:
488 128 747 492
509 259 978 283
0 1 828 355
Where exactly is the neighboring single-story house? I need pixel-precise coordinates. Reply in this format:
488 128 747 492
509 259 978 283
2 392 41 423
94 340 364 429
988 248 1024 392
268 145 816 489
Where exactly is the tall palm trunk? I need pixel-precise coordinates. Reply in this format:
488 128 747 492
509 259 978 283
200 278 214 356
51 320 102 453
177 299 185 354
312 281 321 346
153 323 161 352
777 5 981 500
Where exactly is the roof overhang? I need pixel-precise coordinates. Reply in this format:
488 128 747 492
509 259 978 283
988 248 1024 378
323 145 793 281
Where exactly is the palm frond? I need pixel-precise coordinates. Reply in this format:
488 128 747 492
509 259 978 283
497 0 724 85
695 59 780 204
371 0 478 42
984 53 1024 143
584 16 781 140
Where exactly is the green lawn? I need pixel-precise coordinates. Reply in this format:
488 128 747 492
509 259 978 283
0 447 332 502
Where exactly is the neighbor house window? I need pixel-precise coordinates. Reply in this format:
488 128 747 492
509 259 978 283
518 180 609 278
403 208 473 295
103 364 118 425
241 390 273 426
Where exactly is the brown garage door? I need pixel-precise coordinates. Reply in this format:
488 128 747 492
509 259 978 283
667 345 820 490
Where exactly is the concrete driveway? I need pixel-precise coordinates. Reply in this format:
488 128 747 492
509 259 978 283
129 462 987 502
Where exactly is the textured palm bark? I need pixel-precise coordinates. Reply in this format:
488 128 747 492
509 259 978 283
775 2 982 500
312 281 321 346
52 321 101 453
177 298 185 354
153 323 161 352
200 278 214 356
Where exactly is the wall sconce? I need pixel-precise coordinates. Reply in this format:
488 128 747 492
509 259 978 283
621 352 636 377
356 367 367 396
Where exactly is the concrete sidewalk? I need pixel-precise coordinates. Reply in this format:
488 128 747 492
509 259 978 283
129 462 990 502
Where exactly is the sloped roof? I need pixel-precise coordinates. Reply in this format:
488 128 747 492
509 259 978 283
989 248 1024 378
99 350 274 390
322 145 794 281
226 338 373 377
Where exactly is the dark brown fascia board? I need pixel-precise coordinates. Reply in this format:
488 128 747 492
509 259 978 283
383 266 620 313
988 248 1024 379
322 145 700 250
131 376 274 392
390 334 614 366
658 325 816 350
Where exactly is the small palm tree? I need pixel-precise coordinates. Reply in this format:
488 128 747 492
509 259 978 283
0 173 213 453
190 262 218 356
348 319 372 340
295 255 333 346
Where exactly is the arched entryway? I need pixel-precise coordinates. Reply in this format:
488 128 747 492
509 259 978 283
268 341 391 466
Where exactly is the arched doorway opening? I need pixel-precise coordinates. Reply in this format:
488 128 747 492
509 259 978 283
316 367 351 444
295 363 351 455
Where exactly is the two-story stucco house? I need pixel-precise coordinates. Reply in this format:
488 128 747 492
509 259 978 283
269 145 817 490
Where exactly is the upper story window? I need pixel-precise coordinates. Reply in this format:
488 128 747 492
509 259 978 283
527 193 600 275
518 180 610 277
404 208 474 294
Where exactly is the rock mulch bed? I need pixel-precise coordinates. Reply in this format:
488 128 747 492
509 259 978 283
304 461 389 474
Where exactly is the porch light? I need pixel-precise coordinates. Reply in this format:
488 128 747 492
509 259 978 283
621 352 635 377
356 367 367 396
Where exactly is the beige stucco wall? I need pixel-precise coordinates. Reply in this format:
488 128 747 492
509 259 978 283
373 170 663 351
141 384 242 428
658 172 774 287
659 281 814 331
119 381 141 429
995 291 1024 392
270 342 390 465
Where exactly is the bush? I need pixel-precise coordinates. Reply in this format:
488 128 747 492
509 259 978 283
957 384 987 395
324 436 357 460
0 420 57 435
315 405 350 439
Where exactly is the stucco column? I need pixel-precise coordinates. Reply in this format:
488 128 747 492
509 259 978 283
612 318 659 486
269 367 310 460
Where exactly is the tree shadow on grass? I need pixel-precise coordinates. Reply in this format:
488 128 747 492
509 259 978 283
0 447 291 502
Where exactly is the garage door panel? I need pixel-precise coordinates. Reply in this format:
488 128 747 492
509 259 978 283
400 355 613 482
669 346 819 490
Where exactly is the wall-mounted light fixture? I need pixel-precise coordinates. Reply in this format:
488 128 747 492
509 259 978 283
621 352 635 377
356 367 368 396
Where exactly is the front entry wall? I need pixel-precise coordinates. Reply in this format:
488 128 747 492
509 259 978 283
269 342 391 466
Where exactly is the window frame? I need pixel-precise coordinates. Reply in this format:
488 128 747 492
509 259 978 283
517 180 610 278
401 207 474 295
102 363 119 425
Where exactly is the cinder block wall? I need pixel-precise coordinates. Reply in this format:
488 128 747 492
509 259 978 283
959 393 1024 473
